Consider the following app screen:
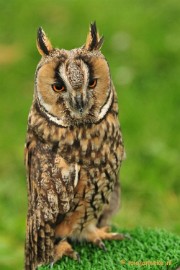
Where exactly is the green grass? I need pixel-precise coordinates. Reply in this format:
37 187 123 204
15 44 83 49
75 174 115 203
0 0 180 269
38 228 180 270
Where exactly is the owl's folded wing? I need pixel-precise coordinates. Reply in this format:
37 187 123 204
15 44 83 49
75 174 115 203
24 132 76 268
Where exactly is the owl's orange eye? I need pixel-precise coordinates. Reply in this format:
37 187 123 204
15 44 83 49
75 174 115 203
52 82 65 92
88 78 97 89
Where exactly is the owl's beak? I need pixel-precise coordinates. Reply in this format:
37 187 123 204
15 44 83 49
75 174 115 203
75 93 84 114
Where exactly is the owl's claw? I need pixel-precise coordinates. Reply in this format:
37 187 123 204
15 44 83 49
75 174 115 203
95 239 107 251
49 262 54 268
100 242 107 252
49 251 80 267
85 225 129 252
68 250 80 261
124 233 131 240
76 252 81 262
110 232 126 240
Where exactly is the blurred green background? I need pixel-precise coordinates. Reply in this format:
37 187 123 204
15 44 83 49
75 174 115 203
0 0 179 269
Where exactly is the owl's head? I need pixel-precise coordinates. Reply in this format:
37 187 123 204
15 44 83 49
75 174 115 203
35 23 113 127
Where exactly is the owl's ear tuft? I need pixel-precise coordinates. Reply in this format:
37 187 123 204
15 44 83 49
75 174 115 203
84 22 104 51
37 27 53 56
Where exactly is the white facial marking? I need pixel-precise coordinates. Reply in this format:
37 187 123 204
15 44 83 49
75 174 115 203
36 89 68 127
59 64 75 92
97 88 114 121
37 90 52 112
81 63 89 100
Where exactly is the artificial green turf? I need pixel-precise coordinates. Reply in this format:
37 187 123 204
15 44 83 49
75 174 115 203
38 227 180 270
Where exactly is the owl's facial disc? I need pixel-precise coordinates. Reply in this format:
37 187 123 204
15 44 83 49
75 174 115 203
36 48 112 126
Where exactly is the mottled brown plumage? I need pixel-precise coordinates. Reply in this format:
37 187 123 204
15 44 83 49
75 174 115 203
25 23 125 270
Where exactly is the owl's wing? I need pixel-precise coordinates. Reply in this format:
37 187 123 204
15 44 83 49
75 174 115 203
24 132 76 268
97 179 120 227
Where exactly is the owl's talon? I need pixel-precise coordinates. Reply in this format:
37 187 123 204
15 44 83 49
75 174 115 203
124 233 131 240
70 250 81 261
85 226 127 250
110 232 125 240
100 242 107 252
94 239 107 251
49 262 54 268
111 232 131 240
76 253 81 262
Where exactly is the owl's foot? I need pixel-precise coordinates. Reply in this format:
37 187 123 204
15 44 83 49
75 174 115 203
54 239 80 262
85 225 128 250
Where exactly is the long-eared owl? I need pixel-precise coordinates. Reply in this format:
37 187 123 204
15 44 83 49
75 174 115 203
25 22 125 270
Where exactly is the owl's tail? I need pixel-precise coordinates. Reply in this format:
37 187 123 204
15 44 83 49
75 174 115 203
25 215 55 270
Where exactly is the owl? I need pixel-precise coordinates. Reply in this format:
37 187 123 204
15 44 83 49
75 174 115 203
25 22 126 270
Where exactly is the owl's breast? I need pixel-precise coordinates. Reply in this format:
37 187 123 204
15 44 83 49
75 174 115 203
57 113 124 169
54 113 124 235
29 105 124 170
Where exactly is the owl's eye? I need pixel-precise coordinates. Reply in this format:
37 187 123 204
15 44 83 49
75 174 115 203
52 82 65 92
88 78 97 89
